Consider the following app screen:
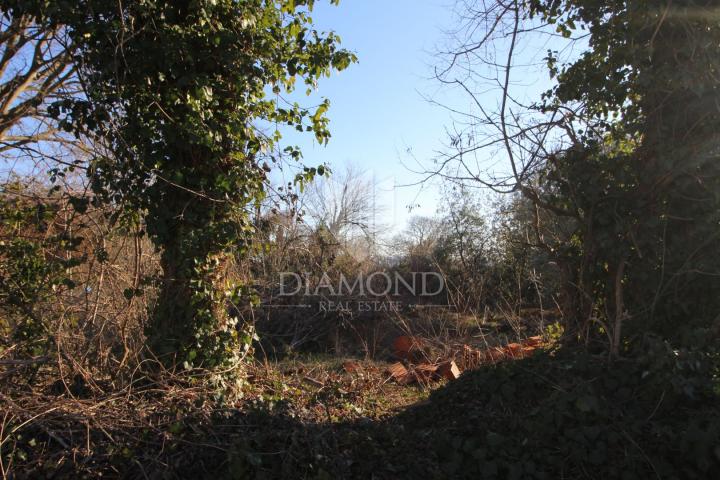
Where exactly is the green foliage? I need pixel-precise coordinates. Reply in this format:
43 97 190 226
523 0 720 348
413 342 720 479
5 0 356 372
433 187 489 271
0 183 83 358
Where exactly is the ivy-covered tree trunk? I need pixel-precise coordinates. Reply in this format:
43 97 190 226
14 0 356 374
151 238 190 358
631 0 720 339
524 0 720 352
146 183 254 369
150 241 240 369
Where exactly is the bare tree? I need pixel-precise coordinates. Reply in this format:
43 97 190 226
396 215 441 258
424 0 720 357
419 0 597 343
0 11 80 181
423 1 578 192
302 165 382 250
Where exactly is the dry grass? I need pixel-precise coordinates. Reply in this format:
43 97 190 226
0 352 437 479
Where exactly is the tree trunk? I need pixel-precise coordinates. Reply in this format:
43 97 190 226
144 187 244 370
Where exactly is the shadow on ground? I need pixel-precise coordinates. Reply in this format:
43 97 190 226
9 348 720 479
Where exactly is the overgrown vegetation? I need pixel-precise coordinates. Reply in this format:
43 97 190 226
1 0 719 478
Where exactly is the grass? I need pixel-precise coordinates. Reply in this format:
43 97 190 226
1 352 435 479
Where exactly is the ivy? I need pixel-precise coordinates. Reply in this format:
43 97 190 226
3 0 356 376
0 182 84 359
420 343 720 479
523 0 720 348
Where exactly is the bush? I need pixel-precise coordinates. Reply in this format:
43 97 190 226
398 341 720 479
0 184 83 359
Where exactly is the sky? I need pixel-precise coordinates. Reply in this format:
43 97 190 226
272 0 577 235
277 0 465 232
0 0 465 230
2 0 561 234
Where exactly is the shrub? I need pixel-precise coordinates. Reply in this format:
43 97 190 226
400 341 720 479
0 183 83 359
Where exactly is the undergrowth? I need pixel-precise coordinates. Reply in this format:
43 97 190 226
4 337 718 479
392 337 720 479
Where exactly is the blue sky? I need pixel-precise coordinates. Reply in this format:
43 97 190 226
1 0 462 229
279 0 463 230
0 0 457 225
1 0 558 234
273 0 575 234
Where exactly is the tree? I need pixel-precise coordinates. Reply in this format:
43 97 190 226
430 0 720 355
0 11 85 364
5 0 356 373
304 165 378 246
528 0 720 353
0 11 75 158
395 215 441 262
434 186 489 273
